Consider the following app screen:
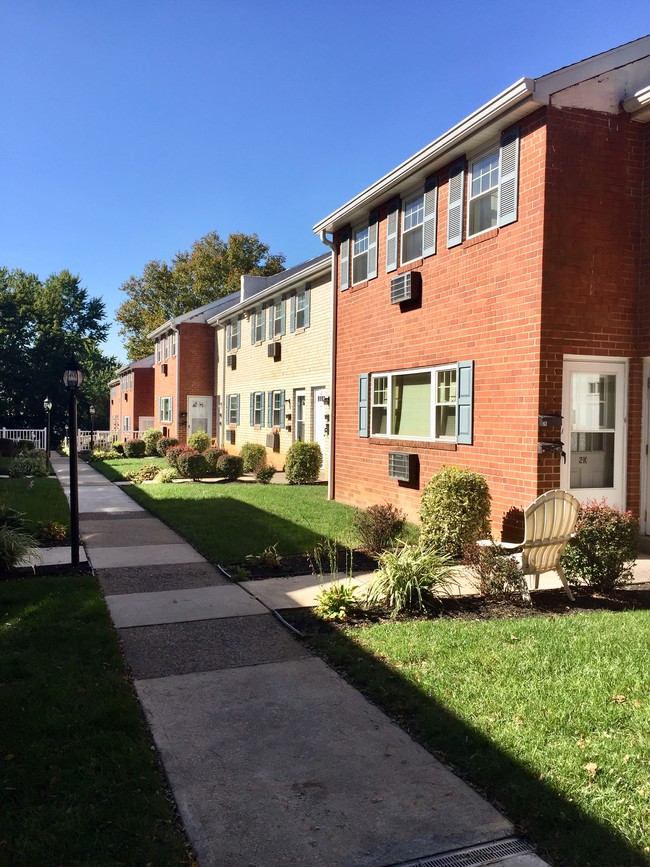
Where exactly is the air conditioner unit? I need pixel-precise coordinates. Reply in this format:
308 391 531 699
265 432 280 451
388 452 415 482
267 342 281 360
226 354 237 370
161 363 168 375
226 429 236 445
390 271 419 304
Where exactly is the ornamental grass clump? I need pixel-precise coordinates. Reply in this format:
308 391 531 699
419 465 491 558
364 542 454 616
560 500 638 592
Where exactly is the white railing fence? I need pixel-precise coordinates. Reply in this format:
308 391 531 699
1 427 47 450
73 430 143 450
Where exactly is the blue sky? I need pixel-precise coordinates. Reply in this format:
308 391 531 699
2 1 648 363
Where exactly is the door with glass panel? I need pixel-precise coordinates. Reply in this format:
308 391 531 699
561 360 626 508
294 391 306 442
187 396 212 438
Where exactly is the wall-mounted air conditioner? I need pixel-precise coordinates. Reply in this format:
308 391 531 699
226 429 236 445
267 342 281 360
388 452 418 484
161 363 168 375
227 354 236 370
390 271 420 304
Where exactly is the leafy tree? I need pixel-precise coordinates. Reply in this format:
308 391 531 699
0 267 115 440
116 231 285 359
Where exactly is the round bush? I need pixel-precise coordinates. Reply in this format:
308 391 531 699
142 428 163 456
560 501 639 592
239 442 267 473
285 441 322 484
187 430 211 453
419 465 491 558
166 444 192 470
216 454 244 481
176 450 209 481
122 439 146 458
256 465 277 484
157 437 179 456
204 446 226 474
353 503 406 554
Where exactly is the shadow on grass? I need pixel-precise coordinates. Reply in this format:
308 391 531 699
298 619 648 867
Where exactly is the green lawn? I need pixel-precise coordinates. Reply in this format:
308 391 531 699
0 575 192 866
0 477 70 531
305 611 650 867
90 455 167 482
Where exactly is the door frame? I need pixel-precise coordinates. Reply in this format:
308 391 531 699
561 355 627 510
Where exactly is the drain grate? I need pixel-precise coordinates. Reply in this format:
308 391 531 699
392 837 535 867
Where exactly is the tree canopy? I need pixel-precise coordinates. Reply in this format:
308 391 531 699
116 231 285 360
0 268 117 438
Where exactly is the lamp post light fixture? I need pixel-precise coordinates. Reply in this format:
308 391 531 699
63 356 84 568
89 404 96 452
43 397 52 459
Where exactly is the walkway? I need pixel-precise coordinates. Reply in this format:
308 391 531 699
49 454 547 867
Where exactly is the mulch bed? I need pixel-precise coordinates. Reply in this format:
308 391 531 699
220 550 378 581
279 582 650 635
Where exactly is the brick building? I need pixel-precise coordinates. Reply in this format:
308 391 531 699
313 37 650 536
209 253 332 474
111 355 154 439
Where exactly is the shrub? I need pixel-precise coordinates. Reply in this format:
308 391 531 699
113 443 124 455
316 581 360 621
240 442 267 473
0 438 17 457
0 524 38 571
560 501 639 592
92 446 123 460
142 428 163 456
365 542 454 616
18 439 35 451
419 465 491 558
246 543 283 569
125 464 161 484
216 454 243 481
176 450 208 481
34 521 69 544
187 430 211 453
165 445 191 469
9 450 48 478
463 542 526 597
122 439 146 458
256 465 276 484
157 437 179 456
0 505 29 532
204 446 226 474
353 503 406 554
285 441 322 484
154 468 177 484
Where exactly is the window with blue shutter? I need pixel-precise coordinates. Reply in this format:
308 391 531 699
290 294 296 333
279 390 285 427
267 391 273 427
386 199 400 272
447 162 465 247
456 361 474 444
339 227 350 291
249 393 255 427
358 373 369 438
226 322 231 353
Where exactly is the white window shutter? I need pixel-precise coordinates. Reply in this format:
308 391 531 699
385 199 400 272
498 128 519 227
367 211 378 279
339 228 350 291
447 162 465 248
422 175 438 257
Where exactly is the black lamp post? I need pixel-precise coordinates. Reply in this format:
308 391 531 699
43 397 52 459
89 405 95 452
63 357 83 568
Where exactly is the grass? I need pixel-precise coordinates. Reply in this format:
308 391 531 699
0 477 70 531
90 455 167 482
0 575 192 866
305 611 650 867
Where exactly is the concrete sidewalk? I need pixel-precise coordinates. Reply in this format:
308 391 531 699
48 454 547 866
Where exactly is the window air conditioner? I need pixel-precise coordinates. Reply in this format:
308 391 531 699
390 271 418 304
226 354 237 370
267 342 281 360
388 452 413 482
161 363 168 375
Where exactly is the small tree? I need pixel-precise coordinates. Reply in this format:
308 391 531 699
419 465 491 558
187 430 211 453
285 441 322 484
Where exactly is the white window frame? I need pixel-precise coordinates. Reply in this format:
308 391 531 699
227 394 239 426
159 396 173 424
123 416 130 433
253 391 264 427
155 340 162 364
171 330 177 357
272 390 283 427
370 365 457 442
352 223 369 285
273 299 284 337
467 144 499 238
231 317 240 349
295 290 307 330
401 190 425 264
254 308 265 343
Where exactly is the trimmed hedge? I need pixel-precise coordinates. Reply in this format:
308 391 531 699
419 465 491 558
122 439 146 458
285 441 322 484
216 454 243 481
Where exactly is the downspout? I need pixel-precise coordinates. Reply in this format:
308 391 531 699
220 323 227 448
175 327 180 442
320 231 336 502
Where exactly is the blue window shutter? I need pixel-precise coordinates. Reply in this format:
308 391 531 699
226 323 231 353
358 374 369 438
249 393 255 427
304 284 311 329
250 313 255 345
235 394 240 426
456 361 474 445
261 392 265 426
280 390 285 427
267 391 273 426
422 175 438 257
447 162 465 248
225 395 229 424
498 128 519 227
385 199 400 272
339 227 350 291
367 211 378 279
261 307 267 342
290 294 296 333
281 298 286 336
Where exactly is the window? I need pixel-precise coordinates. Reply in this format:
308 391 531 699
120 372 133 391
226 317 241 352
272 390 283 427
401 192 425 263
155 341 162 364
123 416 130 433
366 363 473 442
352 225 369 283
163 336 170 360
159 397 173 424
292 287 311 332
171 331 177 357
227 394 240 426
251 308 265 344
273 299 285 337
340 213 377 290
468 147 499 236
250 391 264 427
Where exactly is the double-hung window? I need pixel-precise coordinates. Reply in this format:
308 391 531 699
365 362 473 443
291 287 311 331
155 341 162 364
272 390 284 427
340 213 377 290
171 331 177 356
159 397 172 424
123 416 130 433
251 392 264 427
227 394 240 425
251 308 265 343
401 192 425 263
163 336 170 360
468 147 499 236
273 298 285 337
227 317 241 352
352 225 369 284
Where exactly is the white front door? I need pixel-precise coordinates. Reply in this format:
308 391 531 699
188 396 212 438
312 387 327 458
561 359 626 509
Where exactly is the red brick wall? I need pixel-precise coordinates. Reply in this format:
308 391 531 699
540 106 645 514
154 353 178 440
177 323 216 443
132 368 154 428
333 110 548 531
